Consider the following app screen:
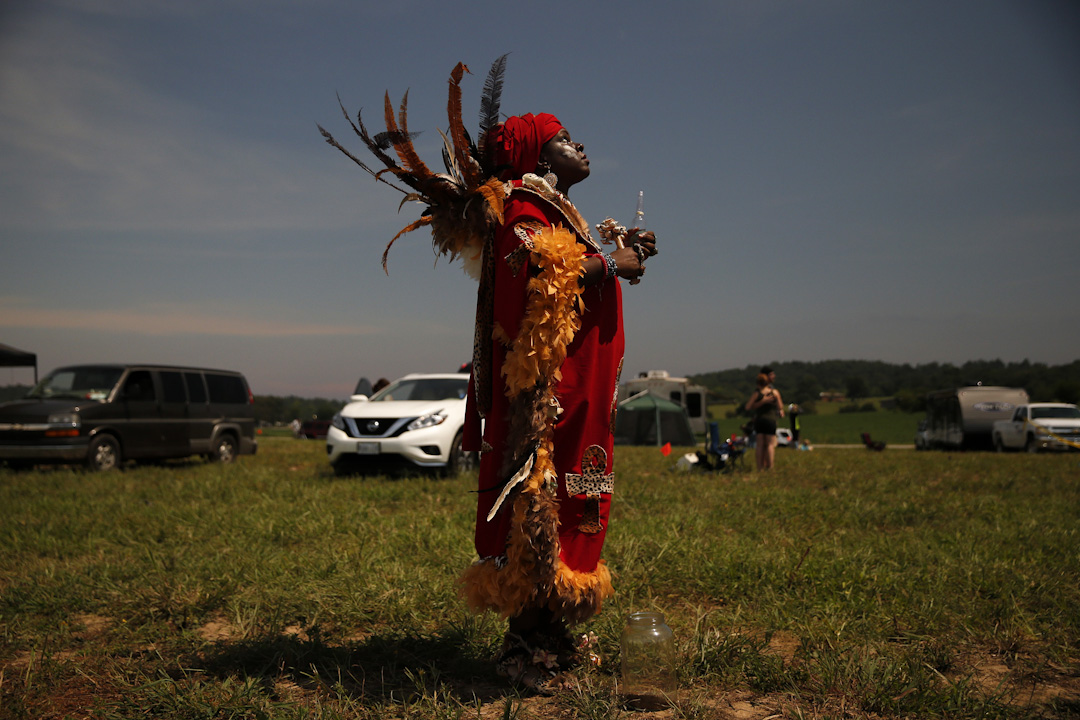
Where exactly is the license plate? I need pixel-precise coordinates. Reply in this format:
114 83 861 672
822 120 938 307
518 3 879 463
356 442 380 455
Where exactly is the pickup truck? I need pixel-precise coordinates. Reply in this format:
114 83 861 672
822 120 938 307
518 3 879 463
991 403 1080 453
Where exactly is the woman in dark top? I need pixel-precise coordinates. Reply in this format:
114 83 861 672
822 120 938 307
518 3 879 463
745 373 784 470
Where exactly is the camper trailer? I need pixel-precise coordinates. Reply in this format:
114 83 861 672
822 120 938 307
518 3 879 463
619 370 708 435
922 385 1029 450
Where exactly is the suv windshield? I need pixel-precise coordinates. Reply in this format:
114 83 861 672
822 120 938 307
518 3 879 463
28 366 125 402
370 377 468 402
1031 406 1080 420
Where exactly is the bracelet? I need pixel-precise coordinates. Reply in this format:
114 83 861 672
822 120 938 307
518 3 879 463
602 253 618 280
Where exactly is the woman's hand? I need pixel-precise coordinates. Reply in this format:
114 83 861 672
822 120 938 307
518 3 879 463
579 230 657 286
614 229 657 280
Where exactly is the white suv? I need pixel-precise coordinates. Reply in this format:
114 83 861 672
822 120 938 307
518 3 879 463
326 373 474 476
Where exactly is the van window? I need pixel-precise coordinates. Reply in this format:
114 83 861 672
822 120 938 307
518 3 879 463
123 370 156 401
184 372 207 404
205 373 247 404
160 371 186 403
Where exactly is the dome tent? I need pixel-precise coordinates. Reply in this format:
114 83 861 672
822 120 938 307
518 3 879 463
614 391 696 447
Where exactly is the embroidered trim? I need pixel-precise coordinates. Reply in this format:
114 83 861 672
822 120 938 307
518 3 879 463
512 181 600 253
506 221 542 277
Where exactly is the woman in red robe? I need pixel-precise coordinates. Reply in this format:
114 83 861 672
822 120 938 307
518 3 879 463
460 113 657 689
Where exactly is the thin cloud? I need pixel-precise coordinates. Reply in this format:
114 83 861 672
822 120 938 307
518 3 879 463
0 12 381 235
0 299 376 338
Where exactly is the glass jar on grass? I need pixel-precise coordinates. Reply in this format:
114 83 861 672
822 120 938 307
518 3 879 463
620 611 677 709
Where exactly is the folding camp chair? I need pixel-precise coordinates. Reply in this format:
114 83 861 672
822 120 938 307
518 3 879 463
703 421 745 473
861 432 886 451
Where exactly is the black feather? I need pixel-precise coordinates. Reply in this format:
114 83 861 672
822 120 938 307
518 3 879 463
373 129 423 151
478 53 509 140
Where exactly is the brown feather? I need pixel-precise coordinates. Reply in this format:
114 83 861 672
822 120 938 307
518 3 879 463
336 95 414 190
391 91 433 179
381 92 420 178
381 216 432 273
446 63 479 187
316 124 407 195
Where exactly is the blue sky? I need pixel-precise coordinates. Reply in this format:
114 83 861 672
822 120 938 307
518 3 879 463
2 0 1077 398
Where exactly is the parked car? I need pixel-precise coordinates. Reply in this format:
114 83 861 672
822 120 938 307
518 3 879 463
0 364 257 471
326 372 474 476
991 403 1080 453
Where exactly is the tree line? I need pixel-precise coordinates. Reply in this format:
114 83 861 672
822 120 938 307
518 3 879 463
4 358 1078 420
689 359 1080 412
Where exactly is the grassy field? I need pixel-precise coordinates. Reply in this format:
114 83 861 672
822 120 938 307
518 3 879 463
1 439 1078 719
707 401 923 446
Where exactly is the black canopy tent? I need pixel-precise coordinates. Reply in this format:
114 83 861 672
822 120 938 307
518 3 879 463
0 343 38 384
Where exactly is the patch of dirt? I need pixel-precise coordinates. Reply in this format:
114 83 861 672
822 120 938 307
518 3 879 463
196 615 238 642
713 690 786 719
3 613 115 670
763 630 801 663
955 651 1080 714
71 613 111 640
282 624 310 642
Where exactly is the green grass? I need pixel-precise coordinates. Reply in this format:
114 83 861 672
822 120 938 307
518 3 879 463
1 439 1078 718
708 399 924 445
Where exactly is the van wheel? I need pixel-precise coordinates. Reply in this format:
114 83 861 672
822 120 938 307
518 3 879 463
87 435 121 471
443 429 475 477
211 434 237 463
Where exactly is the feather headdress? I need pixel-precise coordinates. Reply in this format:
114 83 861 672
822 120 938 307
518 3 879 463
318 55 512 277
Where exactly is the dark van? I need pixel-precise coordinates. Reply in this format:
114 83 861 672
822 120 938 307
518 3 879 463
0 364 258 471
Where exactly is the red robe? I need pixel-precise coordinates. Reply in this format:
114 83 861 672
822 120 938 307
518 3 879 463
464 184 624 582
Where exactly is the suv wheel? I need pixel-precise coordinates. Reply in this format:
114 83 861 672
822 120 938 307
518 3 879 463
87 435 121 472
211 434 237 463
443 429 475 476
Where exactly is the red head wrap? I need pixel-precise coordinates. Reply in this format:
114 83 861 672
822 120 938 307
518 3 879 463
488 112 564 180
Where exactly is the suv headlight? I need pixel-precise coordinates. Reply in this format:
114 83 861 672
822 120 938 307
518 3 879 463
45 412 80 438
331 413 345 431
407 410 447 432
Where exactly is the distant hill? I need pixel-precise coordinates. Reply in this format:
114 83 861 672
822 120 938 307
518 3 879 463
6 359 1079 420
689 359 1080 409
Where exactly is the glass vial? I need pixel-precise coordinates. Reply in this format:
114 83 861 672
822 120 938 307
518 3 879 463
620 611 676 709
631 190 646 230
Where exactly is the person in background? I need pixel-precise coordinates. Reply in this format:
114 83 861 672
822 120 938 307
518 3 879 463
745 373 784 470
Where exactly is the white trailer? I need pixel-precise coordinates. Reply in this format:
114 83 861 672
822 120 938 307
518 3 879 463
619 370 708 435
923 385 1029 450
